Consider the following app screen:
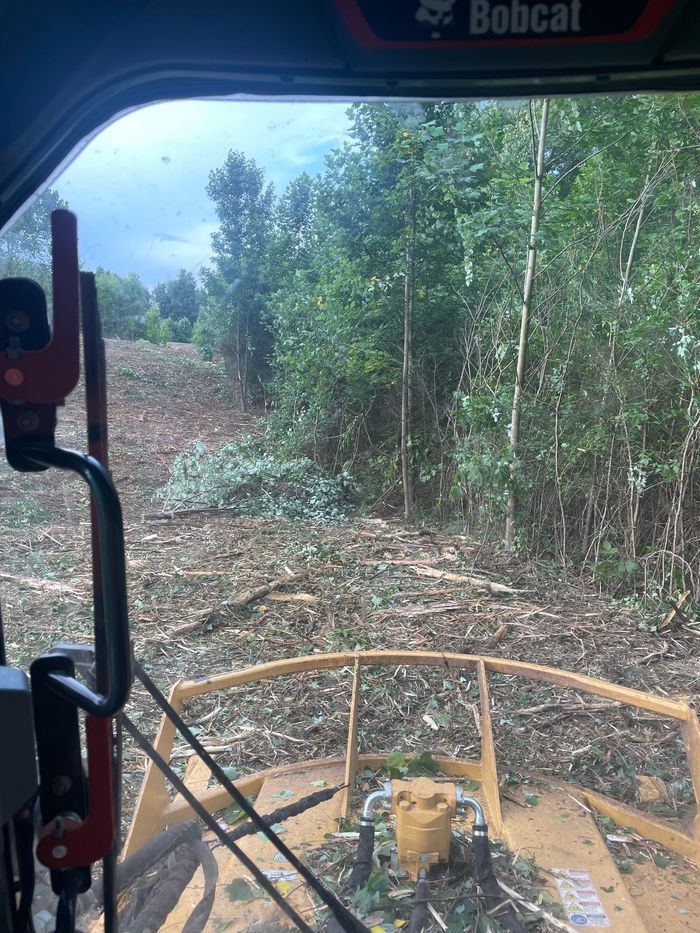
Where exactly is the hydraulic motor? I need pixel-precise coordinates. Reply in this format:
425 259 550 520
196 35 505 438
390 777 458 880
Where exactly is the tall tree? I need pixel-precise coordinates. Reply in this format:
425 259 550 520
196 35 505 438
0 189 68 292
401 182 416 521
505 99 550 549
94 268 152 340
202 151 275 409
153 269 201 323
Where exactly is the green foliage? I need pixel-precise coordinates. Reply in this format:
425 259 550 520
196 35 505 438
224 878 256 902
193 96 700 597
192 316 214 360
0 189 68 293
352 869 391 918
143 305 171 344
94 267 151 339
5 497 50 528
153 269 201 324
171 315 193 342
381 750 440 778
164 437 355 523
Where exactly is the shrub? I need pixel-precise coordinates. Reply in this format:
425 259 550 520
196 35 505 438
172 316 194 342
144 307 172 345
162 437 355 523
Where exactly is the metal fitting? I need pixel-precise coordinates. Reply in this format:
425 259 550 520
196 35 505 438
362 781 391 821
455 788 485 827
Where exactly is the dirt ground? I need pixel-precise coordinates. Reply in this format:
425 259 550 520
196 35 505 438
1 339 698 850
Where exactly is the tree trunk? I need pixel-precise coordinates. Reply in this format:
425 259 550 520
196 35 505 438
236 311 248 412
505 99 550 549
401 184 417 522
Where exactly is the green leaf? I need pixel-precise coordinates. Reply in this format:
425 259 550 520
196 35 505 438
653 853 670 869
225 878 256 902
384 750 408 778
222 793 254 824
257 822 287 840
408 751 439 775
222 803 245 824
523 792 539 807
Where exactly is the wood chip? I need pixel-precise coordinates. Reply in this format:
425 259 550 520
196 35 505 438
0 571 85 598
496 880 579 932
267 592 318 604
410 565 520 594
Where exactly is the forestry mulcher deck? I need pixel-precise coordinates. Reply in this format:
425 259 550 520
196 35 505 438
120 649 700 932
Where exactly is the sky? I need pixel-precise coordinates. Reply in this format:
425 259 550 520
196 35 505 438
53 100 353 287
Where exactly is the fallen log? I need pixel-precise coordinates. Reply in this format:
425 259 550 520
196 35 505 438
231 572 306 607
364 559 520 595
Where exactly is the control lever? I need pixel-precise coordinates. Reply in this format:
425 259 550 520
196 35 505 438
0 210 80 403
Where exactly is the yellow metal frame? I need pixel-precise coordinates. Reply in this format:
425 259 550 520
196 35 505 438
124 651 700 863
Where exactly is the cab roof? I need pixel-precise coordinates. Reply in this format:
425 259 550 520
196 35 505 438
2 0 700 228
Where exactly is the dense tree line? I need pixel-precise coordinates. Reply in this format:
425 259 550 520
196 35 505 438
2 97 698 599
200 96 700 599
0 194 201 344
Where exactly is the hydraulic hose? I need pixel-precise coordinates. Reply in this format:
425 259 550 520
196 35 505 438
405 868 431 932
342 784 390 894
323 785 391 933
472 823 527 933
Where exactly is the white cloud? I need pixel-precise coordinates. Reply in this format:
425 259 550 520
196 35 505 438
55 100 351 286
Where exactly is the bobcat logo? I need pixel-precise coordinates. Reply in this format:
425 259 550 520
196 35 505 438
415 0 458 34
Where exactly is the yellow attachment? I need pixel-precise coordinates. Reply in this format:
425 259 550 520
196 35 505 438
391 777 458 880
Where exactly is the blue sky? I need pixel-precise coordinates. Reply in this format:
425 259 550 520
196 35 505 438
54 100 353 287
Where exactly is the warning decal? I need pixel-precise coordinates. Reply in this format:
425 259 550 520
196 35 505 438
551 869 610 928
262 869 297 882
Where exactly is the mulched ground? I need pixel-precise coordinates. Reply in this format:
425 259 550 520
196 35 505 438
1 339 698 865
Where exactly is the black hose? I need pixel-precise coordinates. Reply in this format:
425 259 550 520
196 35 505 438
341 819 375 895
120 843 200 933
180 841 219 933
472 825 527 933
322 816 376 933
92 820 202 903
405 869 430 933
226 784 345 846
93 785 345 931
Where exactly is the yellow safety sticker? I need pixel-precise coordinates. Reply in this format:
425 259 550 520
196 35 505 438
551 868 610 928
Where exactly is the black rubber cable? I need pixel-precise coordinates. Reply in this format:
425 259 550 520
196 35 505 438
92 785 344 933
405 869 430 933
122 842 200 933
225 784 345 844
92 821 202 903
180 841 219 933
473 827 527 933
132 660 368 933
120 714 316 933
341 820 374 894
